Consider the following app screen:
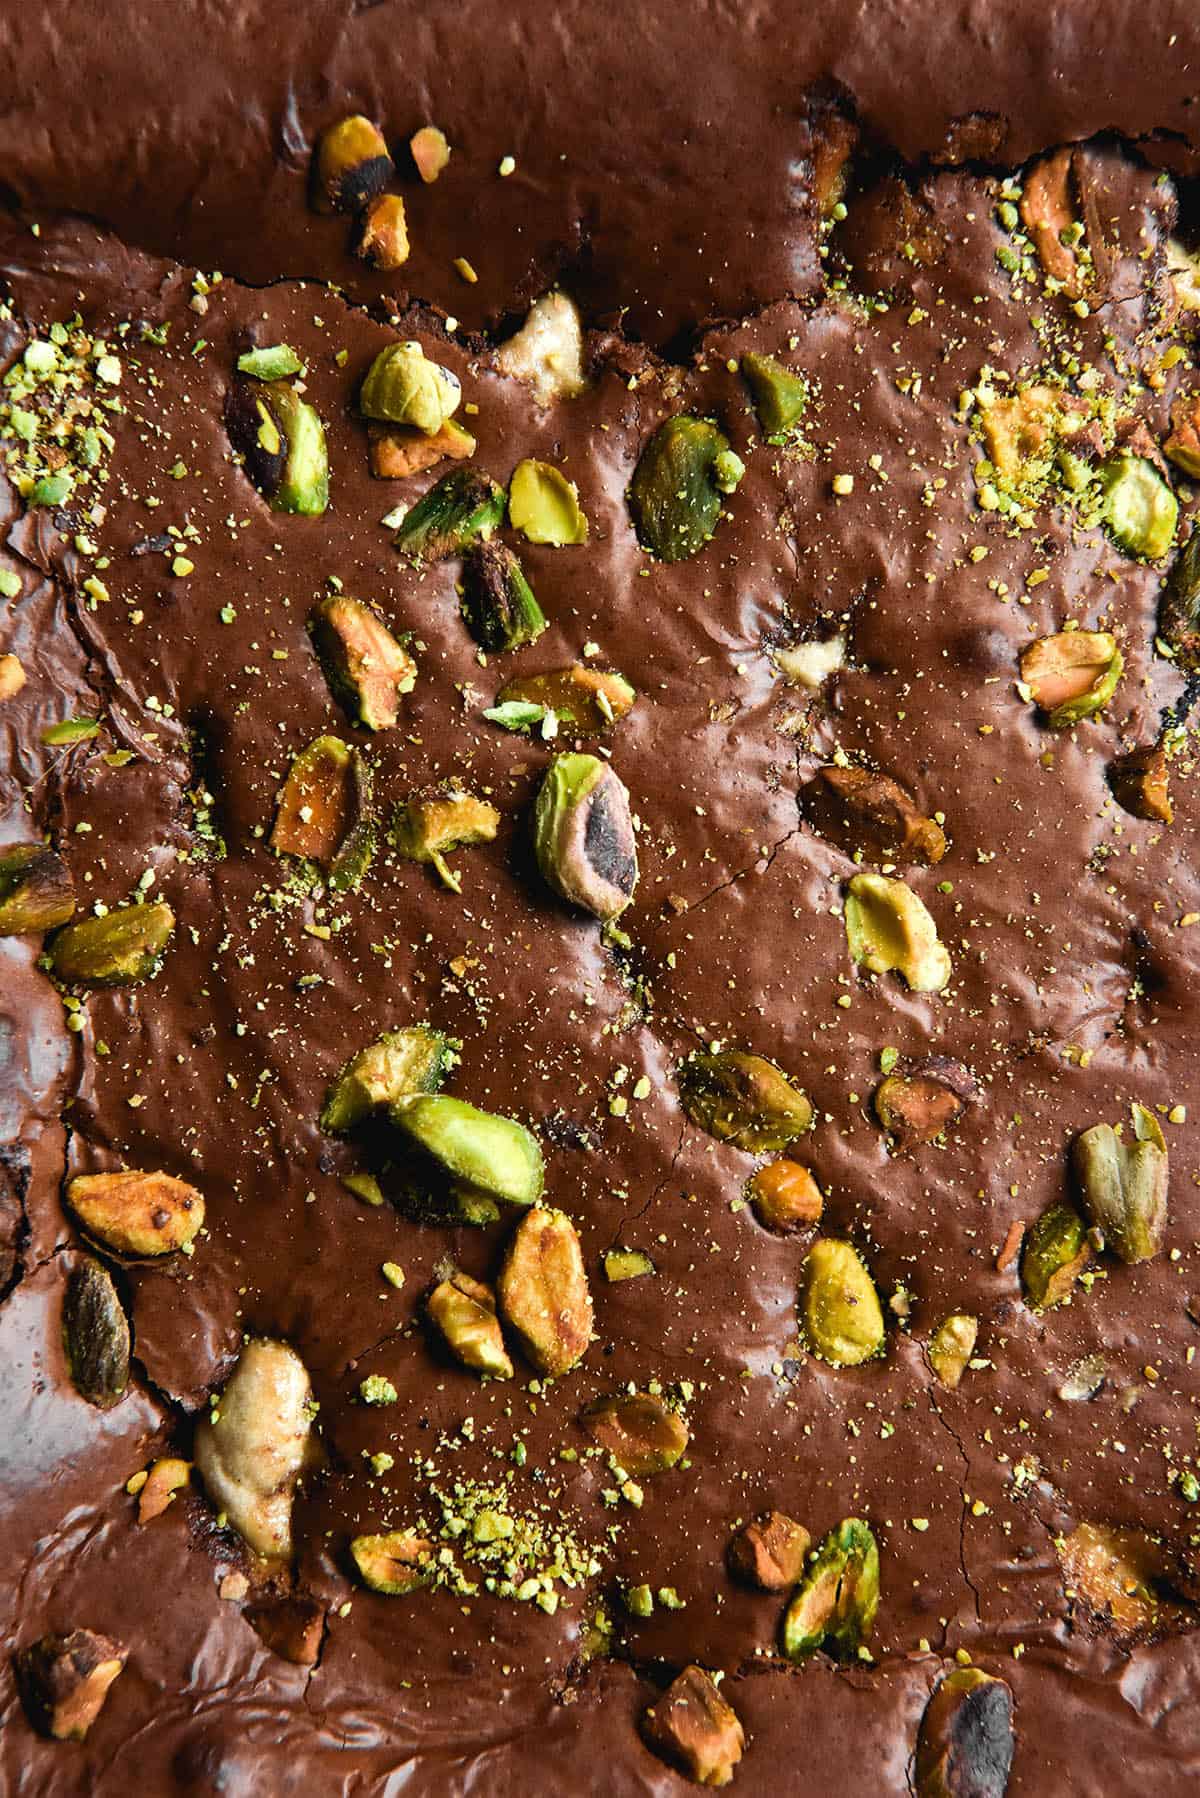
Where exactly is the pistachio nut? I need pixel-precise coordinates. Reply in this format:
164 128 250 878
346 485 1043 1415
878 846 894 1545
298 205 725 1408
359 342 461 435
678 1051 812 1154
66 1169 205 1257
1098 454 1177 560
494 291 587 406
534 752 638 920
16 1630 126 1742
390 788 499 891
225 377 329 515
629 415 738 562
368 417 476 480
508 458 589 546
1107 743 1172 824
800 764 946 865
393 467 505 562
1020 1201 1090 1309
927 1313 978 1391
427 1269 514 1379
1167 238 1200 316
137 1456 192 1524
356 193 410 271
727 1511 811 1591
1019 629 1123 729
351 1529 435 1595
497 1205 593 1377
236 343 302 381
640 1665 745 1790
309 593 417 731
461 539 547 652
800 1237 886 1367
495 664 635 733
0 653 25 701
271 735 375 890
603 1248 655 1282
409 124 450 184
391 1092 544 1208
321 1024 454 1133
773 634 846 690
1158 530 1200 670
741 351 808 442
1056 1521 1169 1637
311 114 393 214
193 1338 316 1560
915 1666 1015 1798
63 1256 130 1409
1019 149 1083 291
844 873 951 993
0 843 76 935
581 1391 689 1475
781 1517 880 1660
49 899 175 986
1072 1104 1168 1264
1165 391 1200 480
873 1058 977 1149
747 1158 824 1232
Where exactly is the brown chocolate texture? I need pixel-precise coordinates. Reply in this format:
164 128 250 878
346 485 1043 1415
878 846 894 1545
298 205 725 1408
3 5 1200 1794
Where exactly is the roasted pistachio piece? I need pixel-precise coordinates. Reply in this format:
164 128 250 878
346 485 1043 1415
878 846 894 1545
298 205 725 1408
534 753 637 920
603 1248 655 1282
1019 148 1083 291
393 467 505 562
927 1313 979 1391
1021 1201 1090 1309
351 1529 435 1595
1056 1521 1169 1636
495 664 635 732
495 291 587 405
747 1158 824 1233
0 652 25 700
874 1058 976 1149
915 1667 1015 1798
727 1511 811 1591
774 634 845 690
497 1205 593 1377
581 1391 689 1475
368 417 476 480
0 843 76 935
508 458 589 546
321 1024 453 1133
356 193 410 270
236 343 303 381
844 873 951 994
271 735 375 889
311 114 393 213
16 1630 126 1742
427 1269 514 1378
1107 743 1172 823
461 540 547 651
63 1257 129 1408
137 1456 192 1523
391 1093 544 1207
781 1517 880 1660
49 899 175 987
1072 1105 1168 1264
1165 389 1200 479
410 124 450 183
800 1237 886 1367
800 765 946 865
225 378 329 516
309 593 416 731
67 1169 205 1256
1098 454 1177 559
741 351 808 442
194 1338 315 1560
641 1665 745 1789
629 415 738 563
1158 531 1200 669
1019 629 1123 728
359 341 461 434
390 788 499 891
678 1051 812 1153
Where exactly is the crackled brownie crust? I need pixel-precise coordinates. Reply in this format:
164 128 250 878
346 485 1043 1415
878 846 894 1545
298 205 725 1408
3 4 1200 1794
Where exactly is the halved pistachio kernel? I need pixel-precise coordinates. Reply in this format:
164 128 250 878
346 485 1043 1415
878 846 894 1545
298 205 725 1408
641 1665 745 1790
391 1093 544 1208
137 1456 192 1524
0 653 26 701
67 1169 205 1257
927 1313 979 1391
309 593 416 732
800 764 946 865
368 417 476 480
351 1529 435 1595
49 899 175 987
1158 531 1200 670
410 124 450 184
678 1051 812 1154
874 1057 977 1149
747 1158 824 1233
311 114 393 214
494 291 587 406
508 458 589 546
741 351 808 441
359 341 461 435
781 1518 880 1661
17 1630 126 1742
390 788 499 891
581 1392 689 1476
427 1270 514 1379
844 873 951 994
1018 629 1122 728
497 1205 593 1377
194 1339 316 1560
495 664 635 733
393 467 506 562
1019 147 1083 290
603 1248 655 1282
1072 1104 1168 1265
534 752 637 921
800 1238 886 1367
225 378 329 516
63 1257 129 1409
461 540 547 652
915 1667 1015 1798
236 343 302 381
1098 454 1178 560
1108 742 1172 823
727 1511 812 1591
629 415 738 563
1056 1521 1176 1637
321 1024 454 1133
270 735 375 890
1021 1201 1091 1309
1165 391 1200 480
0 844 75 935
356 193 410 270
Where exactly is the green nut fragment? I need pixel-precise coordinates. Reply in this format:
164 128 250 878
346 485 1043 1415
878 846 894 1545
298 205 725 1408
321 1024 454 1133
350 1529 435 1595
427 1270 513 1379
628 415 735 562
1021 1201 1091 1310
63 1256 130 1409
311 114 393 214
309 593 417 731
508 458 589 546
1098 453 1178 560
0 844 76 936
358 342 461 435
270 735 375 890
800 1237 886 1367
581 1391 688 1475
390 788 499 892
1158 531 1200 670
534 753 638 920
393 467 505 562
359 1373 398 1405
677 1050 812 1152
391 1093 544 1207
236 344 303 381
225 378 329 516
625 1582 655 1619
741 351 808 442
916 1666 1015 1798
781 1518 880 1661
927 1313 979 1391
495 665 635 733
603 1248 655 1282
844 872 951 994
49 900 175 987
1019 629 1123 729
461 540 547 652
1072 1104 1168 1265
